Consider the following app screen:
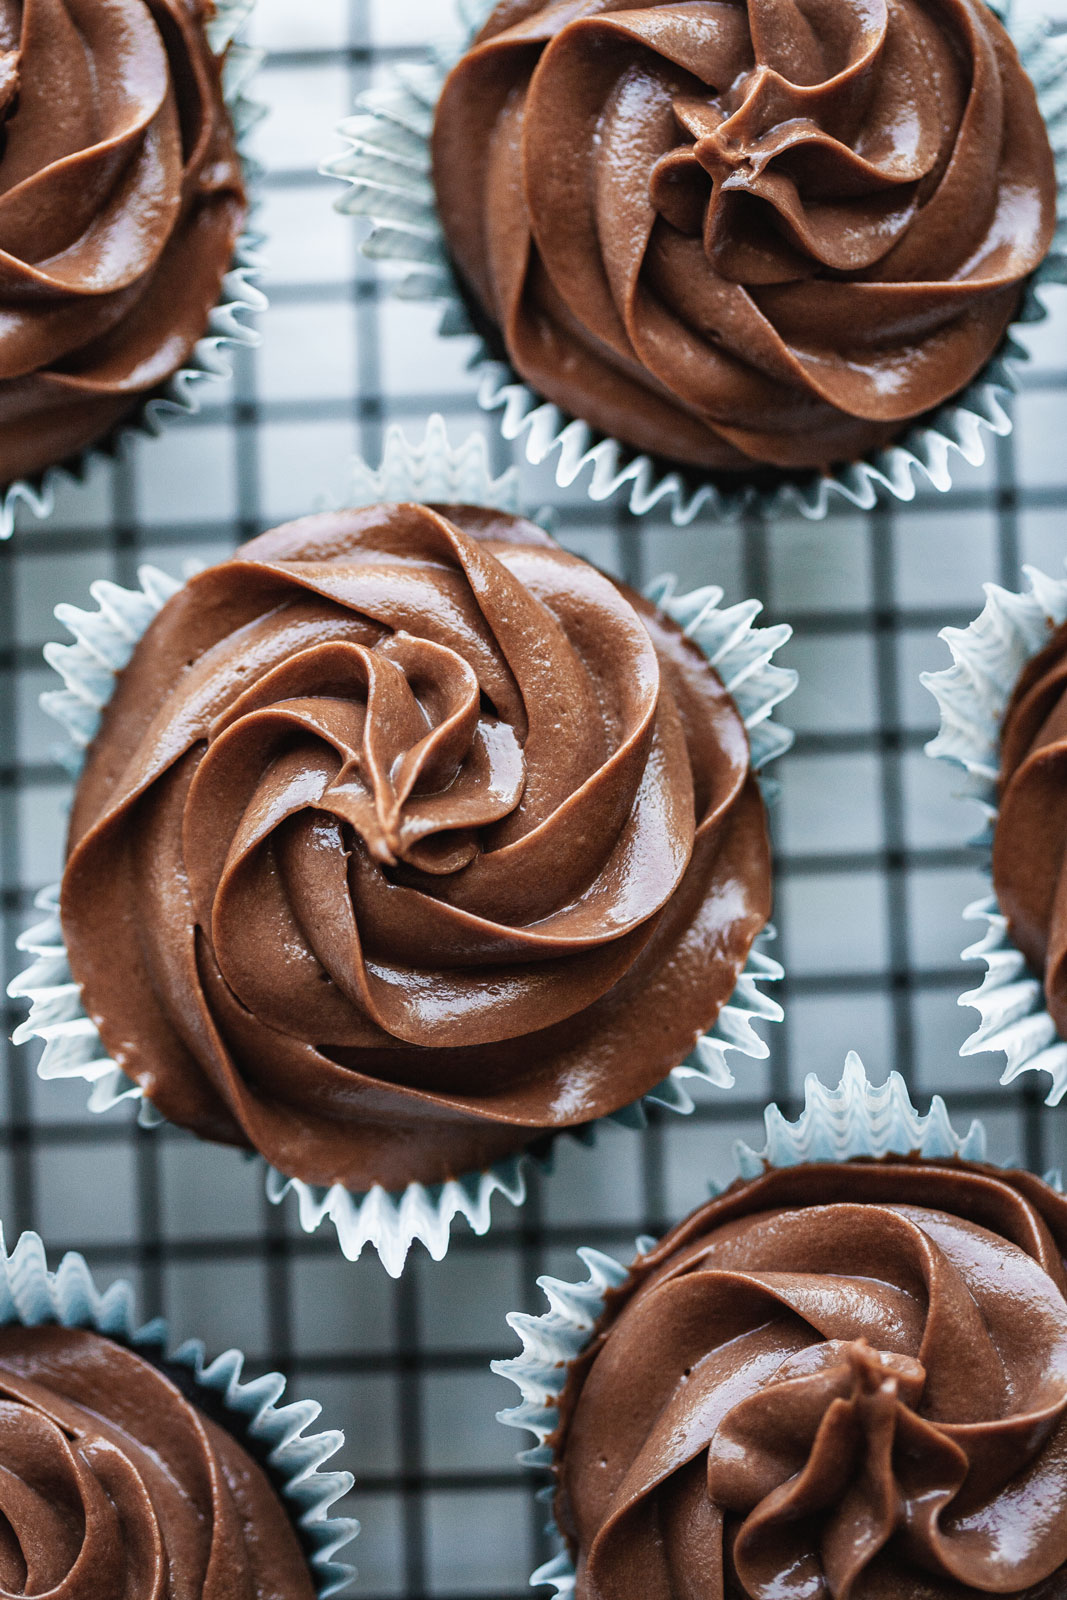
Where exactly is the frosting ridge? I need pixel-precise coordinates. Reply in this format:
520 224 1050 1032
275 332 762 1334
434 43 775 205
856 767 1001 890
556 1159 1067 1598
432 0 1056 474
60 504 771 1191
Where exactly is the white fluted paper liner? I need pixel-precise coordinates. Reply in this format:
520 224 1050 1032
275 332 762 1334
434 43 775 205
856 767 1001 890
0 0 266 540
325 0 1067 524
492 1053 990 1600
923 563 1067 1104
8 418 795 1276
0 1228 357 1596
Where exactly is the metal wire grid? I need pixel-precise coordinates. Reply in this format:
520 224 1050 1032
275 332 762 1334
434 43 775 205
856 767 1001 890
2 0 1067 1594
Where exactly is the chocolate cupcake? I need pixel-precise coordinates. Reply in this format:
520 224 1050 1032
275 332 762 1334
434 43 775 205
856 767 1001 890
433 0 1055 477
0 0 253 516
0 1327 318 1596
496 1056 1067 1600
924 565 1067 1106
11 425 795 1269
334 0 1066 517
993 619 1067 1034
0 1230 356 1597
59 503 773 1188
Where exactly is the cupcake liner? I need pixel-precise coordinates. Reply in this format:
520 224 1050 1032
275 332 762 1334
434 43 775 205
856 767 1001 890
8 416 796 1276
0 1227 357 1597
923 562 1067 1104
492 1053 989 1599
325 0 1067 524
0 0 267 540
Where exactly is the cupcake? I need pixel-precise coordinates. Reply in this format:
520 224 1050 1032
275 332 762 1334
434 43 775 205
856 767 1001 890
0 0 252 502
59 502 774 1187
991 618 1067 1033
12 423 795 1270
0 1230 356 1597
924 565 1067 1104
496 1056 1067 1599
433 0 1056 478
0 1327 319 1595
334 0 1066 517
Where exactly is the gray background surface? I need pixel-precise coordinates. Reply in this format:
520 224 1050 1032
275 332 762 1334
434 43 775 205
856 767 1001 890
3 0 1067 1594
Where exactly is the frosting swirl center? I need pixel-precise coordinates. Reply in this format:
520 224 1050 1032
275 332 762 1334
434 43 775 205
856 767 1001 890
709 1338 938 1597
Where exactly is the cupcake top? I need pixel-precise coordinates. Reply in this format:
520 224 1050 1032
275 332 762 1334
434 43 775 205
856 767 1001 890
432 0 1056 476
60 503 771 1192
994 618 1067 1037
555 1156 1067 1598
0 0 246 484
0 1323 314 1597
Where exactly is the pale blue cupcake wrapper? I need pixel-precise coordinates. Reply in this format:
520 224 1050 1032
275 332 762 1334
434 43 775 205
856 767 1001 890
922 563 1067 1103
492 1054 990 1599
0 1227 357 1597
325 0 1067 525
0 0 267 540
8 416 796 1276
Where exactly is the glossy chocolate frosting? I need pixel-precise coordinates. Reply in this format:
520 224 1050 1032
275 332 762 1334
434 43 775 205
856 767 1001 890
994 617 1067 1038
0 1324 314 1597
432 0 1056 475
60 503 771 1191
556 1157 1067 1599
0 0 246 485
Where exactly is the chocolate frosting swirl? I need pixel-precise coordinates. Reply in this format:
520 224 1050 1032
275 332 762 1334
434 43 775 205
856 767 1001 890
0 1324 314 1598
556 1158 1067 1599
0 0 246 485
60 504 771 1192
432 0 1056 475
994 617 1067 1039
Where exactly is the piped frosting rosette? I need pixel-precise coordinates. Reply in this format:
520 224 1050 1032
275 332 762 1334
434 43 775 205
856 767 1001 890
326 0 1067 522
0 1228 357 1597
0 0 266 538
495 1054 1067 1600
923 562 1067 1106
8 419 795 1275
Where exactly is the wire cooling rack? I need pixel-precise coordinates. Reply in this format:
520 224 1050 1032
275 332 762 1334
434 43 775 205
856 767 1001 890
3 1 1067 1595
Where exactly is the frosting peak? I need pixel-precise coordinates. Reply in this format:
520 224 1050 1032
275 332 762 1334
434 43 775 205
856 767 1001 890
556 1160 1067 1598
709 1338 936 1599
432 0 1056 474
60 504 771 1192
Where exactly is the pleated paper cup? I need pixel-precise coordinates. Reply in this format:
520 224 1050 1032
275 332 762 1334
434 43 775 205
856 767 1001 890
0 1227 357 1596
492 1053 989 1599
923 563 1067 1104
326 0 1067 525
9 416 796 1276
0 0 267 540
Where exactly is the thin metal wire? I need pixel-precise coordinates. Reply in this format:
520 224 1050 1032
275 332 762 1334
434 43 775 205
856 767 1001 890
1 7 1065 1597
